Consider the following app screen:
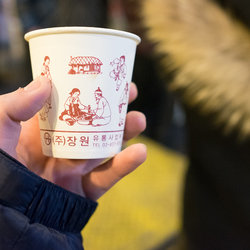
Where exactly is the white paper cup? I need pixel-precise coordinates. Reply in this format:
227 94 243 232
25 27 140 159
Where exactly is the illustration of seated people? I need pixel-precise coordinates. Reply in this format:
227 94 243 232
109 55 127 91
40 56 52 121
59 88 91 126
92 87 111 126
118 82 129 127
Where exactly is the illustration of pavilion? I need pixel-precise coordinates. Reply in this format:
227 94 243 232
68 56 103 74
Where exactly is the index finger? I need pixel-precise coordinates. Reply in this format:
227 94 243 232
129 82 138 104
82 143 147 200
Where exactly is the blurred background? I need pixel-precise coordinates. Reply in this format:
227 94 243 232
0 0 187 249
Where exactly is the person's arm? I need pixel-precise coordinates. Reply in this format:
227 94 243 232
0 148 96 250
0 76 146 249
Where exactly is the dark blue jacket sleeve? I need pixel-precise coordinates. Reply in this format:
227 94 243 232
0 149 98 250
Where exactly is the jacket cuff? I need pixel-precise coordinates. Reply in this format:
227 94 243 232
0 149 97 233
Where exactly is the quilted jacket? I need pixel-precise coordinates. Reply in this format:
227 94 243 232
0 149 97 250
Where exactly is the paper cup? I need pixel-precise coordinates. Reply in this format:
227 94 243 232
25 27 140 159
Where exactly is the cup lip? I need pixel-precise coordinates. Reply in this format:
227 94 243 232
24 26 141 44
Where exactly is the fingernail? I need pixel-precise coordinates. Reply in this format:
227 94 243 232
24 76 50 92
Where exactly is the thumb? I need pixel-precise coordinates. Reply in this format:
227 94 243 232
4 76 51 121
0 76 51 157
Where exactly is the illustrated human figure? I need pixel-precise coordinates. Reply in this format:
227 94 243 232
118 82 129 127
40 56 52 120
109 55 127 91
92 87 111 126
59 88 88 125
41 56 52 81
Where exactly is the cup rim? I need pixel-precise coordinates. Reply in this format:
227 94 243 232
24 26 141 44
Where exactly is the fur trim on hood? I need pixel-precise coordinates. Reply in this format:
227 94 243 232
141 0 250 138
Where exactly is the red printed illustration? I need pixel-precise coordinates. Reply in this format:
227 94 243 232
59 87 111 126
40 56 52 121
118 82 129 126
59 88 91 126
92 87 111 126
109 55 127 91
41 56 52 80
68 56 103 75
